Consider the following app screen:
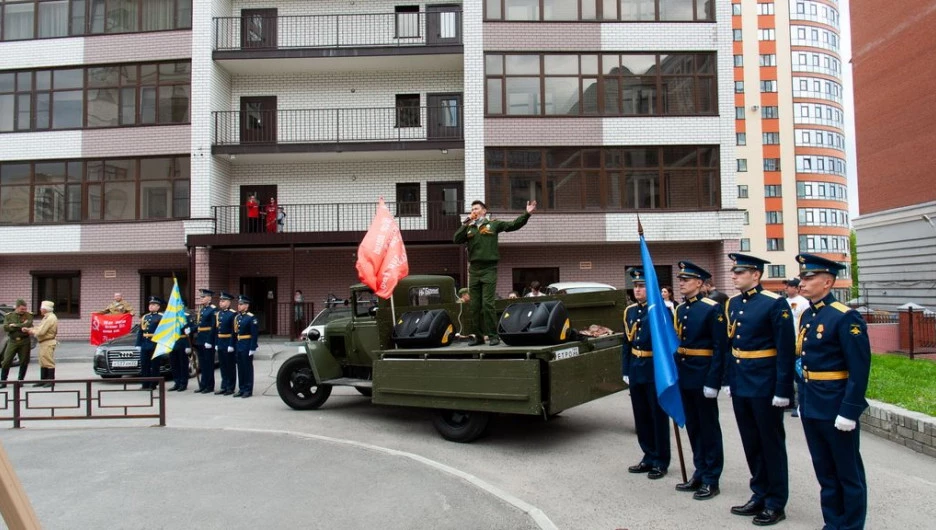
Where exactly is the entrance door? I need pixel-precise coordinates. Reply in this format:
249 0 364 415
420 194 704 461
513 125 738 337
427 181 462 232
426 4 461 45
239 276 278 335
239 185 277 234
427 93 462 140
240 96 276 144
241 8 277 49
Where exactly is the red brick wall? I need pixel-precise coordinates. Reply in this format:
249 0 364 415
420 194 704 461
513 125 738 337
852 0 936 214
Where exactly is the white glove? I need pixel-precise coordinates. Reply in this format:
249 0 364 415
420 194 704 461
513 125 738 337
772 396 791 408
185 347 191 354
205 343 213 349
183 327 191 335
249 350 256 357
721 386 731 398
703 386 718 398
834 415 857 431
622 375 629 385
227 346 234 353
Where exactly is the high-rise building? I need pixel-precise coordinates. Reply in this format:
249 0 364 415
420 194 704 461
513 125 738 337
732 0 851 298
851 0 936 310
1 0 743 340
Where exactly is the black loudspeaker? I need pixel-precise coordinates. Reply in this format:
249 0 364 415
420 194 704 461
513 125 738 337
392 309 454 349
497 301 571 346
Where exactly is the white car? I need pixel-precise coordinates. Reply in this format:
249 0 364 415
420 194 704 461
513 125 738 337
545 282 617 295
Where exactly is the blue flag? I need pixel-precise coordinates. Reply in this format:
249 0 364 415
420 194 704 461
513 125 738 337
639 233 685 427
151 279 185 359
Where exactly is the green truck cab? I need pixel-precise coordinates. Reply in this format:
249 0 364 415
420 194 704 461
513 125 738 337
276 275 628 442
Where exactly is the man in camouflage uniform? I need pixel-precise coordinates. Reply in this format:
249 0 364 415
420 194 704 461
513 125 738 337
100 292 135 315
453 199 536 346
1 299 34 387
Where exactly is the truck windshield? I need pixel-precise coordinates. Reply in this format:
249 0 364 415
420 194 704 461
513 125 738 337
353 290 378 317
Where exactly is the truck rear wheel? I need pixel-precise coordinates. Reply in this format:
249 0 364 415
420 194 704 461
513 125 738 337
431 410 491 443
277 354 332 410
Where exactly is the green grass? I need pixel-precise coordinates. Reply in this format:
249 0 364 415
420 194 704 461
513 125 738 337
866 353 936 416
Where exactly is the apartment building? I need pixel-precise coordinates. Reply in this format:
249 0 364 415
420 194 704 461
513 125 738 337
1 0 743 339
732 0 851 298
851 0 936 310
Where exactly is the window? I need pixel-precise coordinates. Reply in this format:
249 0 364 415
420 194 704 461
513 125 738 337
395 94 420 127
734 55 744 67
764 185 782 197
763 158 780 171
32 271 80 318
759 54 777 67
736 106 745 119
763 132 780 144
732 3 742 16
765 211 783 224
736 132 746 146
0 0 192 40
141 271 188 310
395 5 420 38
734 81 744 94
484 0 714 21
767 238 784 251
737 159 748 172
396 182 420 217
760 80 777 92
768 265 786 278
484 146 721 211
743 210 749 225
756 2 774 15
0 156 190 224
757 29 775 41
485 53 717 117
733 29 743 41
740 238 751 251
737 185 749 198
761 106 779 118
796 2 805 14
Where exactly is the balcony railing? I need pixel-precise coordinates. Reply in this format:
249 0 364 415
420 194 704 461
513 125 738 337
213 11 462 51
211 201 464 236
212 106 464 146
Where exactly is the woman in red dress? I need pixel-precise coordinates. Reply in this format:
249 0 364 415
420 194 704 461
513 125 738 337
265 197 278 233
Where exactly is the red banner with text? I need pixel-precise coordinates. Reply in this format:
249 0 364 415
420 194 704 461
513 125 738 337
89 313 134 346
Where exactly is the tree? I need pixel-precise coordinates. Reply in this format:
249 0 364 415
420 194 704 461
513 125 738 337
850 230 860 299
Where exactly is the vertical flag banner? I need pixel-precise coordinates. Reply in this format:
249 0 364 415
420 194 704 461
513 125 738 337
151 278 185 359
356 198 410 299
638 220 686 427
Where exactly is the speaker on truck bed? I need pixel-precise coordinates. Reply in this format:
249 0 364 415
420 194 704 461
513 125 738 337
497 301 571 346
392 309 454 349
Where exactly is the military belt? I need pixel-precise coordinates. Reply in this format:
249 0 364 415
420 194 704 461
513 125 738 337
143 333 154 338
631 348 653 358
237 334 252 340
197 327 212 331
217 333 232 338
803 369 848 382
678 347 714 357
732 348 777 359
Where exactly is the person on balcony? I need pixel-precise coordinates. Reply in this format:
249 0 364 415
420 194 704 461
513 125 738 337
246 194 260 233
265 197 279 233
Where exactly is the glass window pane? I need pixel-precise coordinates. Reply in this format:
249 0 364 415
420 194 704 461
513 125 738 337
622 77 655 114
87 67 120 87
87 88 119 127
625 170 660 209
140 64 158 84
141 180 171 218
620 0 656 21
120 86 136 124
505 55 539 75
1 163 31 185
36 71 51 90
509 172 542 210
52 91 84 129
0 186 31 223
140 158 171 180
505 0 539 20
486 0 502 19
583 172 601 209
38 0 70 38
623 148 658 168
543 0 577 20
54 69 84 89
486 79 503 114
106 0 138 32
17 72 32 92
580 55 598 76
546 147 580 168
602 0 618 20
35 162 66 183
140 87 157 123
582 77 600 114
0 95 13 132
547 171 581 209
505 77 540 115
666 170 699 208
35 93 51 129
34 184 67 222
661 76 695 114
659 0 695 21
142 0 175 31
544 55 578 75
158 62 190 82
4 3 35 40
176 0 192 28
0 73 14 92
103 181 136 219
89 0 105 33
620 54 656 75
602 77 620 115
544 77 579 115
16 94 31 131
485 55 503 75
663 147 696 167
66 184 82 221
158 85 189 123
71 0 86 35
172 179 189 218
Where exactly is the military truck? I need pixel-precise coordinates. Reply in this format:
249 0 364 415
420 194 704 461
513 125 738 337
276 275 628 442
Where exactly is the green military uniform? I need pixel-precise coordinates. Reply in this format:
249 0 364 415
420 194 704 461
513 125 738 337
102 299 134 315
2 307 34 384
454 212 530 340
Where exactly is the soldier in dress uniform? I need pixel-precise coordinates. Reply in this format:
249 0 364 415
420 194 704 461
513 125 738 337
724 254 795 526
1 299 34 388
622 267 671 480
136 296 163 390
233 295 258 398
193 289 218 394
673 261 728 500
794 254 870 530
168 308 193 392
212 291 237 395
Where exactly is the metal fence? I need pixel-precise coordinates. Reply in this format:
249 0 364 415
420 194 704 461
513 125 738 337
212 201 462 236
214 11 462 51
212 106 463 146
0 378 166 429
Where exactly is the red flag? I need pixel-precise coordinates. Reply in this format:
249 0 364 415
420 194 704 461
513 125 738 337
356 198 410 299
89 313 134 346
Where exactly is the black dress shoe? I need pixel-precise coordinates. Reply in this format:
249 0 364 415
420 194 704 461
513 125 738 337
693 484 720 500
202 389 214 394
194 388 205 393
240 393 252 398
233 392 244 397
488 337 500 346
675 479 702 492
214 390 226 395
647 467 667 480
752 509 785 526
223 390 234 395
168 386 180 392
628 462 653 474
731 500 765 516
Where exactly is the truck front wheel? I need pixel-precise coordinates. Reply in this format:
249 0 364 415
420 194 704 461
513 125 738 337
277 354 332 410
431 410 491 443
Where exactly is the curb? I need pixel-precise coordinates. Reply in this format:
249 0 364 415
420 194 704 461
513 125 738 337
861 399 936 458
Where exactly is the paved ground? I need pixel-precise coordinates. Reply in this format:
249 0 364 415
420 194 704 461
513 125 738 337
2 355 936 529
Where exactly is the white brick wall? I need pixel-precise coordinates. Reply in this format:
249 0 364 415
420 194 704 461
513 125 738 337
462 0 485 207
0 131 83 161
0 221 185 254
0 38 84 70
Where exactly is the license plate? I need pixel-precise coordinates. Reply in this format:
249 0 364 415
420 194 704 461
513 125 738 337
554 346 580 360
112 360 139 368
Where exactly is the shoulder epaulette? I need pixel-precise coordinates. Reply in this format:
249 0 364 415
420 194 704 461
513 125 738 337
675 302 686 311
625 303 638 311
209 304 216 308
729 293 741 300
157 312 164 315
831 301 851 313
700 298 718 306
760 290 781 299
246 312 254 317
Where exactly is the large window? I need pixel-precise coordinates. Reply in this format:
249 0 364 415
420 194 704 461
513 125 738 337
0 61 190 132
396 182 420 217
486 53 716 116
0 0 191 40
484 0 714 21
485 146 719 211
141 271 187 308
32 271 80 318
0 156 190 224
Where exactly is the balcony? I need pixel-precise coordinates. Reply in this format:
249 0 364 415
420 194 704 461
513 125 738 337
211 105 464 160
212 11 463 74
187 201 464 248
